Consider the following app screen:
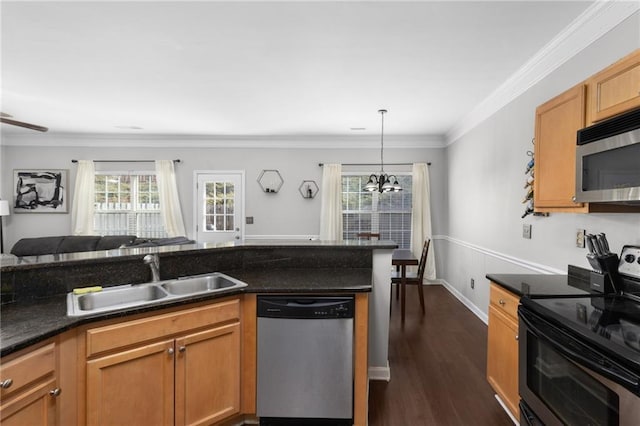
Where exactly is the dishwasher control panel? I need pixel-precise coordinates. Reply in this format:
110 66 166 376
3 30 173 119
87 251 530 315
257 296 355 319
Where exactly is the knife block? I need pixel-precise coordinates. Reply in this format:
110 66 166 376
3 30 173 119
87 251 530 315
588 253 622 294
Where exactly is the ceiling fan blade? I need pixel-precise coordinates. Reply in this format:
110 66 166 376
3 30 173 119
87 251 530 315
0 117 48 132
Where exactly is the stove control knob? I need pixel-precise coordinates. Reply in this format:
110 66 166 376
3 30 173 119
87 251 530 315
624 254 636 263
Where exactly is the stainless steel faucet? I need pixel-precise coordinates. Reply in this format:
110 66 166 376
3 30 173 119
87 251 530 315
143 254 161 282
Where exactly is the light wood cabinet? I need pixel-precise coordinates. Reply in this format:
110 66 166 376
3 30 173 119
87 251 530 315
175 323 240 426
587 48 640 124
86 339 175 426
533 49 640 214
487 283 519 420
0 343 60 426
534 83 588 213
84 298 241 426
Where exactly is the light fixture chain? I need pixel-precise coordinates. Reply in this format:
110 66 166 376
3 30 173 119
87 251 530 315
380 109 385 173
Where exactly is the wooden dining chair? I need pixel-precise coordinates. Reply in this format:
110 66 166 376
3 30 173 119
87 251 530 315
357 232 380 240
391 239 430 318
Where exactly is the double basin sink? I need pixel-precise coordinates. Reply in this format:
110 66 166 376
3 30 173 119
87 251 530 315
67 273 247 317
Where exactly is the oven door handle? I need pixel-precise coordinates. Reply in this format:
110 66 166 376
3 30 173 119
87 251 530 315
520 308 640 391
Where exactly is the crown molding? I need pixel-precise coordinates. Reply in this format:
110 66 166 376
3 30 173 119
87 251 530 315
445 0 640 145
0 132 446 149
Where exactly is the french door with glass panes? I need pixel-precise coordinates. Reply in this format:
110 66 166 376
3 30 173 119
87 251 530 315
195 171 244 244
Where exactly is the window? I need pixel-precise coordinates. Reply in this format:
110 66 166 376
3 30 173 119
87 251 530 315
204 181 235 231
94 173 167 238
342 174 412 249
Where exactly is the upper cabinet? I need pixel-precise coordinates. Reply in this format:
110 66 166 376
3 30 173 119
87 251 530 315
534 48 640 213
534 84 587 212
587 49 640 125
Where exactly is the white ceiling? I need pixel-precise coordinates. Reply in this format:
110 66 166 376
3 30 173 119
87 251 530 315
1 1 595 140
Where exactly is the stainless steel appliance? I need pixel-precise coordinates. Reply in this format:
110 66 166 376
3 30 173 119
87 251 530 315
518 245 640 425
575 107 640 204
256 296 354 425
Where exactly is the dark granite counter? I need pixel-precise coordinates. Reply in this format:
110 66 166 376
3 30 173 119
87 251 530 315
1 267 373 357
1 239 397 271
487 268 593 298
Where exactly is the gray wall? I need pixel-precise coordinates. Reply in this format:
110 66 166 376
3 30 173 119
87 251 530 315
438 13 640 321
0 143 446 250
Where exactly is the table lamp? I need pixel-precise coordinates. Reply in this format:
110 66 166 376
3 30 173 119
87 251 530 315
0 200 10 253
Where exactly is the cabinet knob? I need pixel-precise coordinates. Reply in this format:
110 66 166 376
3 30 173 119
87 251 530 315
498 299 506 306
0 379 13 389
49 388 62 397
572 196 577 202
168 348 175 355
515 335 519 341
178 346 186 353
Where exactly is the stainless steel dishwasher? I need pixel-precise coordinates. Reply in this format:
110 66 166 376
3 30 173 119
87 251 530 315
257 295 354 426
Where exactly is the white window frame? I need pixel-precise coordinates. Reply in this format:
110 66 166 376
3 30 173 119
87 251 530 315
341 172 412 249
93 171 167 238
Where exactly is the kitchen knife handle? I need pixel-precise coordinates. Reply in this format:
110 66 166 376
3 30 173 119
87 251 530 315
586 234 597 254
594 235 608 256
598 233 610 254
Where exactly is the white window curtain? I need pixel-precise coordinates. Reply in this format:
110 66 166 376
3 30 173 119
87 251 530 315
319 164 343 241
155 160 187 237
411 162 436 280
71 160 95 235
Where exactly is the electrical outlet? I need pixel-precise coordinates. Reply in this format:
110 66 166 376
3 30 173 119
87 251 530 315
470 278 475 289
523 224 532 239
576 229 586 248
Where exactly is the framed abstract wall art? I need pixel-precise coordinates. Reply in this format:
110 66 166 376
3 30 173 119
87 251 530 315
13 169 68 213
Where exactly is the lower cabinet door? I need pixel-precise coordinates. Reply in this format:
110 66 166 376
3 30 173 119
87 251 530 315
86 339 175 426
0 378 57 426
175 322 241 426
487 305 520 420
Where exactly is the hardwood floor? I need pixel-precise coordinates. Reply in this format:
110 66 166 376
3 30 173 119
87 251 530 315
368 285 514 426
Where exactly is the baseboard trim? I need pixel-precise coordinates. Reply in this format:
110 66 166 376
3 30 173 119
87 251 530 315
495 394 520 426
368 361 391 382
438 279 489 325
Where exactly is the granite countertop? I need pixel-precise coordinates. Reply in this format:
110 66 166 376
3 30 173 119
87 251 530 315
486 271 592 298
1 268 372 357
1 239 397 271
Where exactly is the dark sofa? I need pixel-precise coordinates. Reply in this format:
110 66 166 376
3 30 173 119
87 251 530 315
10 235 195 257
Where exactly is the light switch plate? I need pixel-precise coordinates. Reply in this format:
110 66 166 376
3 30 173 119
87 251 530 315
576 229 586 248
246 216 254 224
523 224 532 239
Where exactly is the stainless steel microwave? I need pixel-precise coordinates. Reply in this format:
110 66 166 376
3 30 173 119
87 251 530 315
575 107 640 204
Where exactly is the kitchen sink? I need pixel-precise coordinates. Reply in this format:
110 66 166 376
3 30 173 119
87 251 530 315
67 273 247 317
76 284 168 312
161 273 243 295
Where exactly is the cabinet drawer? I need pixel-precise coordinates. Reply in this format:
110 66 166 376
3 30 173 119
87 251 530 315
0 343 56 400
489 283 519 320
86 298 240 357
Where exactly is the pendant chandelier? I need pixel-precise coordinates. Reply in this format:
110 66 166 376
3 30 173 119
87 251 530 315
363 109 402 193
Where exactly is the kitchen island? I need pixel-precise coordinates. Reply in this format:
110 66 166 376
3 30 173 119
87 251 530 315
0 239 396 426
